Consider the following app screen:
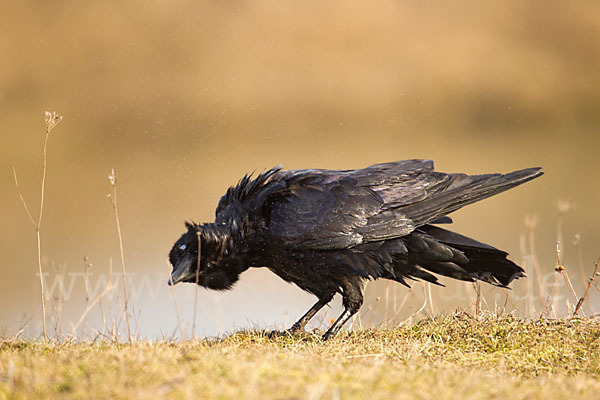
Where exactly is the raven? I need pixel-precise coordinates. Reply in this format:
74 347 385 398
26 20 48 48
168 160 542 339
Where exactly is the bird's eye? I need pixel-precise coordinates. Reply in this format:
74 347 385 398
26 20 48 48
179 244 187 251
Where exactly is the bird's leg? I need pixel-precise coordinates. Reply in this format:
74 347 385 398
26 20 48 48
322 278 363 340
321 307 359 340
289 295 333 334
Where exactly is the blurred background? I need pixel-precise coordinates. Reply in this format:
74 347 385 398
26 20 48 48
1 0 599 339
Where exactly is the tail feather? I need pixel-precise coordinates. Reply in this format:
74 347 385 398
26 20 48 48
396 225 525 287
423 225 525 286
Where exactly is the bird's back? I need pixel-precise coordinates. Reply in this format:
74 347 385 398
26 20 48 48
239 160 542 250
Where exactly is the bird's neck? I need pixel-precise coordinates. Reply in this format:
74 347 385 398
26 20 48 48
200 222 233 244
200 222 252 274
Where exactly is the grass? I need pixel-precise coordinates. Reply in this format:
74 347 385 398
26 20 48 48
7 112 600 398
1 312 599 399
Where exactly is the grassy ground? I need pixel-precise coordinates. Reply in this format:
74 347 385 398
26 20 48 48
1 313 599 399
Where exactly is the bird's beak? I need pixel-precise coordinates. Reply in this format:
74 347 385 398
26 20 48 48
168 254 196 286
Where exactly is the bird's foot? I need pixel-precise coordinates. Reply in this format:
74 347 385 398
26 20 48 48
321 331 334 341
265 328 311 339
265 329 288 338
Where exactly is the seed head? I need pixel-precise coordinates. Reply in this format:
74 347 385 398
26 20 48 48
44 111 63 133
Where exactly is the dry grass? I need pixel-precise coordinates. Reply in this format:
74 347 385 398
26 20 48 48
107 169 133 344
1 313 599 399
11 111 63 342
5 109 599 399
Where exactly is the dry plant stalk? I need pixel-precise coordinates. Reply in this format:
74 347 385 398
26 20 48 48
384 281 391 327
554 241 579 312
473 281 482 316
82 256 93 338
108 168 133 343
519 232 535 316
356 281 369 329
364 296 381 328
427 282 435 315
113 268 125 339
13 315 32 341
191 231 202 339
573 234 587 286
12 111 63 341
556 200 572 260
572 256 600 317
525 214 544 313
51 262 66 340
132 306 141 342
72 284 114 333
392 282 397 322
542 271 560 319
105 257 117 341
401 283 428 324
169 263 184 341
98 287 108 338
501 289 509 315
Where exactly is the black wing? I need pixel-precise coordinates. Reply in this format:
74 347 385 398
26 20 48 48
263 160 542 250
265 170 384 249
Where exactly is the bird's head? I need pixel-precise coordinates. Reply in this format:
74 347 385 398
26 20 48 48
167 222 238 290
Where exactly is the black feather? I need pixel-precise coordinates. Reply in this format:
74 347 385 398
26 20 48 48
167 160 542 339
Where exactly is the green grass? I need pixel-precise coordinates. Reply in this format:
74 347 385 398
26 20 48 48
1 313 599 399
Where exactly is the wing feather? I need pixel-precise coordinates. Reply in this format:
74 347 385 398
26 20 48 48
260 160 542 250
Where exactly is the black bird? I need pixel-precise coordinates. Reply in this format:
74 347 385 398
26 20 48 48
168 160 542 339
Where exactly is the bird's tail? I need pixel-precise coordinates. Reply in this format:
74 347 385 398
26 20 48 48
415 225 525 287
